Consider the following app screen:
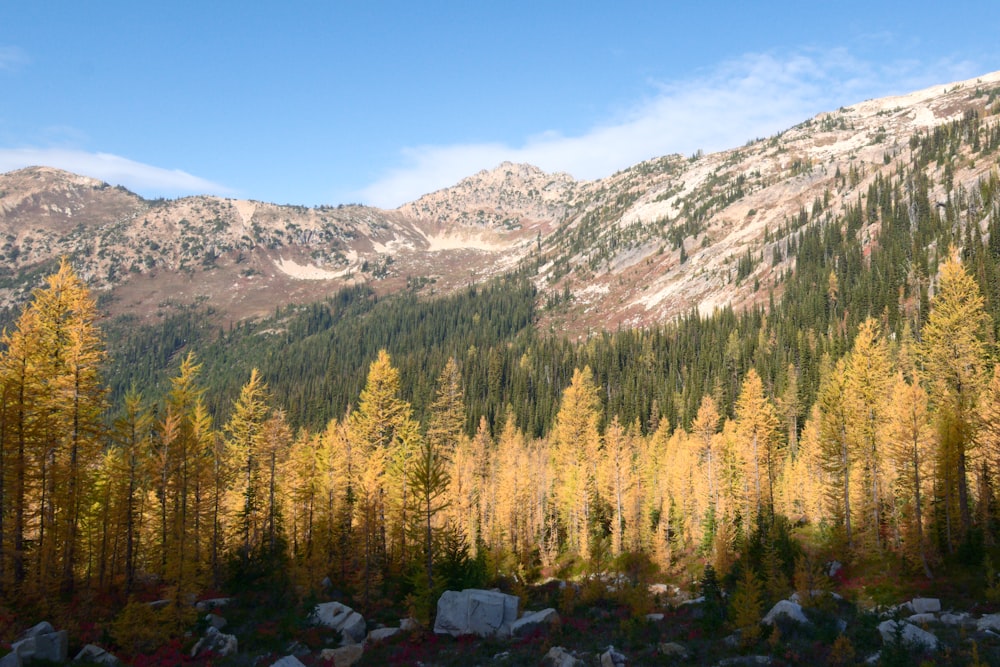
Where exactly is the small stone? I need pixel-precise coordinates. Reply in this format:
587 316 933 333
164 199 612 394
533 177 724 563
399 616 419 631
645 613 665 622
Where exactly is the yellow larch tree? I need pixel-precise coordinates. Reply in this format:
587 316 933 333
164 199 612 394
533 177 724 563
921 254 990 539
883 374 935 577
599 416 636 557
549 366 602 562
845 318 892 550
734 369 781 527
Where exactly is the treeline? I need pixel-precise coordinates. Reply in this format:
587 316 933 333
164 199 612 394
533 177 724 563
1 251 999 614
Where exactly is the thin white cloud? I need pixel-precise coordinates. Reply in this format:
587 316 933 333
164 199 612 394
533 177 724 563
0 46 29 71
359 49 985 209
0 148 233 197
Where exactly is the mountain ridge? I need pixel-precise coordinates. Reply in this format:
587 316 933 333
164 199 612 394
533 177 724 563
2 69 1000 333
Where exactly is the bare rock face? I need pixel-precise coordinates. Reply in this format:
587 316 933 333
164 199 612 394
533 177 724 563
433 588 520 638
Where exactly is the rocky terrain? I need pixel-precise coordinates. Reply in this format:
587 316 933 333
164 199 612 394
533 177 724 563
2 71 1000 334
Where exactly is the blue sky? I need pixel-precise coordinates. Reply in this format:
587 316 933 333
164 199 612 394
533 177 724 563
1 2 998 208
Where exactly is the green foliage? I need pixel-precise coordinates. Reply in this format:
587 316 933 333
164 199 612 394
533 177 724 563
699 564 726 633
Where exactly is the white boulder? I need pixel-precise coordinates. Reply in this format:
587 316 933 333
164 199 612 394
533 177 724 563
320 644 364 667
74 644 121 665
978 613 1000 632
543 646 584 667
910 598 941 614
311 601 367 643
191 626 238 658
762 600 810 625
511 608 560 637
433 588 519 638
366 627 401 643
878 619 938 651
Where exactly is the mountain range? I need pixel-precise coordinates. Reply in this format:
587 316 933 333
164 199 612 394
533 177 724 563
2 70 1000 335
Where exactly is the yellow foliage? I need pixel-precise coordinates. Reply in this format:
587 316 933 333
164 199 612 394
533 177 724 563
828 634 855 665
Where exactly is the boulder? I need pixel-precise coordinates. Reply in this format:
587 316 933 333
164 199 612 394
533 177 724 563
645 613 665 622
270 656 307 667
205 613 227 629
0 652 20 667
600 645 627 667
907 612 937 625
399 616 420 632
877 619 938 651
543 646 584 667
511 608 560 637
74 644 121 665
320 644 364 667
978 613 1000 632
910 598 941 614
191 626 238 658
762 600 810 626
12 629 68 664
366 627 401 643
658 641 689 658
433 588 519 638
312 601 367 643
195 597 232 613
940 612 971 626
23 622 54 638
